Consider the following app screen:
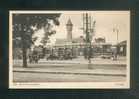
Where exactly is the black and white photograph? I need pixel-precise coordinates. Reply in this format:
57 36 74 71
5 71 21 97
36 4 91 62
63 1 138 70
9 11 130 89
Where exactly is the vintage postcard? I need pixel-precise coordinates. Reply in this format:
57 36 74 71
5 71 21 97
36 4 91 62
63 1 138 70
9 11 130 89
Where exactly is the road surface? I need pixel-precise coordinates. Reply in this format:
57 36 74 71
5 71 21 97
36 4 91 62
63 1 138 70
13 63 126 82
13 71 126 82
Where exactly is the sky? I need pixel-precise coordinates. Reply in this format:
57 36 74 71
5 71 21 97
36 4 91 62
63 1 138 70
34 11 130 45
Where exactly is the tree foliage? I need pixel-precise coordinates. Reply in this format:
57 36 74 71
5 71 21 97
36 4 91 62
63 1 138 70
12 13 60 67
13 13 60 48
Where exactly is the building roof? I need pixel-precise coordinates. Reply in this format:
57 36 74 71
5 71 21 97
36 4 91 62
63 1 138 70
55 36 84 45
72 37 85 43
118 40 127 45
112 40 127 47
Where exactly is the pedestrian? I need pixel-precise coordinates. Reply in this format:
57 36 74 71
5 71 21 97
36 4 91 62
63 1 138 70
112 46 117 60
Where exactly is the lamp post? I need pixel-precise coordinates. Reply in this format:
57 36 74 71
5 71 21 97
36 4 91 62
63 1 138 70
113 28 119 44
113 27 119 60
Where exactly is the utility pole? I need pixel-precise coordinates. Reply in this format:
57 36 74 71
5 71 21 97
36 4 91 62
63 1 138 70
82 13 96 64
116 29 119 44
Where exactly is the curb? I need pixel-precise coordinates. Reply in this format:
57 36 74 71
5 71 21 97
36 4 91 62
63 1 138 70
13 70 126 77
36 62 126 66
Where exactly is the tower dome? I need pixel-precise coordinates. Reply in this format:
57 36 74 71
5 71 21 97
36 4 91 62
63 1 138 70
66 18 73 25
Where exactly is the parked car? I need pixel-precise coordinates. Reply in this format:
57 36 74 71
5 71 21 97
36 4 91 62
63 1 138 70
47 54 59 60
63 54 73 60
100 52 112 59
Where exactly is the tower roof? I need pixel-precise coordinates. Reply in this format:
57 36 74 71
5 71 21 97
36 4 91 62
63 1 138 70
66 18 73 25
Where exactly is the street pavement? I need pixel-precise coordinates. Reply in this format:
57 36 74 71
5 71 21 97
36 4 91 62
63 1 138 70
13 56 127 82
14 56 126 65
13 71 126 82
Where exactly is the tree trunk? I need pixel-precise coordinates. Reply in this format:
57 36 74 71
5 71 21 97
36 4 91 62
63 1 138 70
22 47 27 68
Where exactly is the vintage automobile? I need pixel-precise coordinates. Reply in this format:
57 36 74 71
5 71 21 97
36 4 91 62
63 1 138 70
46 54 59 60
63 54 73 60
100 52 113 59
